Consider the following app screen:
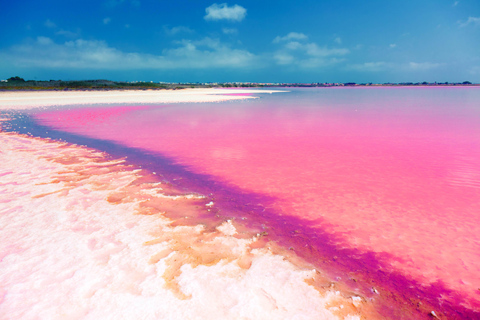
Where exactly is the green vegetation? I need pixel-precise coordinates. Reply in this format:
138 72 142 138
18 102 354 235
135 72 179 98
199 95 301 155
0 77 266 91
0 78 194 91
0 77 477 91
7 76 26 82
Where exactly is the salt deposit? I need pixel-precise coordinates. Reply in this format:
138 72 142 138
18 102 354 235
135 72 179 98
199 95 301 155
0 89 282 110
0 132 363 319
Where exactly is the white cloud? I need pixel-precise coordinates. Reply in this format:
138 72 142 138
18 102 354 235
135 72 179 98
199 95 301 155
44 19 56 28
43 20 80 38
204 3 247 22
334 37 342 44
407 62 442 70
273 33 349 69
222 27 238 34
389 43 397 48
273 32 308 43
453 1 459 6
284 41 303 50
36 36 54 46
164 25 194 36
303 43 349 57
0 36 257 70
459 16 480 27
346 61 442 72
347 62 390 72
56 29 81 38
103 17 112 25
273 52 295 65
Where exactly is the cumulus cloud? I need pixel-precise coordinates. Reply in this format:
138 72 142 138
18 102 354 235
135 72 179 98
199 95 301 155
222 27 237 34
407 62 442 70
273 52 295 65
55 29 81 38
204 3 247 22
44 19 56 28
284 41 303 50
346 61 442 72
303 43 349 57
458 16 480 27
273 32 308 43
36 36 54 46
346 62 390 72
0 36 257 70
42 20 80 38
164 25 194 36
273 33 349 68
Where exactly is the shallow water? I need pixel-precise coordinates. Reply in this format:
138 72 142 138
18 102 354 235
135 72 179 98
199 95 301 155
4 87 480 318
2 131 366 320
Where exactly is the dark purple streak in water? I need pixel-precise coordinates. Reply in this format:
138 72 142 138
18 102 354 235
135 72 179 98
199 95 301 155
34 87 480 315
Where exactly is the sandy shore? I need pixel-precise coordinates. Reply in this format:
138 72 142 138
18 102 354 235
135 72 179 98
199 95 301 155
0 88 283 110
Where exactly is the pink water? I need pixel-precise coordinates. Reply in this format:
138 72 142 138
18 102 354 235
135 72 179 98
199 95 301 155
32 87 480 317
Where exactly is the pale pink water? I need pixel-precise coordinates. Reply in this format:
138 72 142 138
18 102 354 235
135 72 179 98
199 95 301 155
32 87 480 316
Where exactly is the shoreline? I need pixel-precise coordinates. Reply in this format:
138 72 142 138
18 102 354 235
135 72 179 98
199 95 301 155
0 131 365 319
0 88 284 110
0 89 367 319
2 88 478 319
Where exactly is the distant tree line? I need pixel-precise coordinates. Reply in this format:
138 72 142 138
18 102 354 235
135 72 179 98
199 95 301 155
0 76 477 90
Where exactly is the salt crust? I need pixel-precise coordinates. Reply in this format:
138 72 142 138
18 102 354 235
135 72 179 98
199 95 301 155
0 89 283 110
0 132 360 319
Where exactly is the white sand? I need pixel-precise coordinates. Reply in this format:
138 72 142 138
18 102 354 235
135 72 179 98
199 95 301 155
0 132 363 319
0 89 282 110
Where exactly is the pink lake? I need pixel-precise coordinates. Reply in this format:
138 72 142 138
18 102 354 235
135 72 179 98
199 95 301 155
32 87 480 318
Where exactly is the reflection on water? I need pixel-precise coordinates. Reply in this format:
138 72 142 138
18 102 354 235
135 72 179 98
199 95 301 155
32 87 480 316
448 153 480 189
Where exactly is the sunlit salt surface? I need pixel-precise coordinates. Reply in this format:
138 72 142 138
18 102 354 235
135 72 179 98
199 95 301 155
2 87 480 319
0 132 363 320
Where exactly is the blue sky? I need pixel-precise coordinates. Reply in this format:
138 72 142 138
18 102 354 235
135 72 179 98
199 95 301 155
1 0 479 83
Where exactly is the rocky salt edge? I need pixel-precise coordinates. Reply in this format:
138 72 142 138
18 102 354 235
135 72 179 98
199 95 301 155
0 132 364 319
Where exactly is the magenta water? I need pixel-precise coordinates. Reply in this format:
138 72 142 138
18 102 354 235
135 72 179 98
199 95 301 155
30 87 480 317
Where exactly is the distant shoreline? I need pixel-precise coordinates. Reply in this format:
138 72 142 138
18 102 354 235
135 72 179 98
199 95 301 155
0 77 478 91
1 85 477 110
1 84 478 93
